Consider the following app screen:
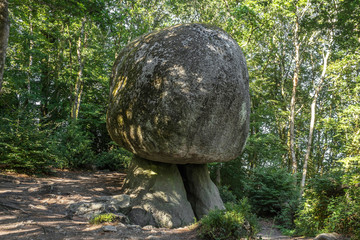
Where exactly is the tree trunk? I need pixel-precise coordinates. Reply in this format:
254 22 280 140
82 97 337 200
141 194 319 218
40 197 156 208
289 12 300 175
0 0 9 93
28 10 33 94
71 18 86 120
300 46 331 196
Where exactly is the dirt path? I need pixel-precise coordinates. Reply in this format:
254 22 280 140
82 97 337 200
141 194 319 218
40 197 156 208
0 169 311 240
257 219 312 240
0 170 199 240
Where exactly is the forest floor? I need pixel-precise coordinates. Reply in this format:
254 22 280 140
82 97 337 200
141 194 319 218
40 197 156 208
0 169 312 240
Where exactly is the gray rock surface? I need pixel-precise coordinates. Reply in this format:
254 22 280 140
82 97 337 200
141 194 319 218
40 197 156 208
68 194 131 219
179 164 225 219
123 155 195 228
107 23 250 164
314 233 344 240
102 225 117 232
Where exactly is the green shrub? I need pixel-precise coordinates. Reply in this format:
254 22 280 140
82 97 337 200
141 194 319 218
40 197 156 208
294 162 360 239
198 198 258 240
0 117 53 174
211 158 248 199
90 213 120 224
50 123 94 169
274 197 299 231
245 167 298 218
294 172 344 237
218 185 238 204
325 193 360 239
94 143 132 171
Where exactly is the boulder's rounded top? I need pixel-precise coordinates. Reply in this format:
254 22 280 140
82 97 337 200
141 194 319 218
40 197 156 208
107 23 250 164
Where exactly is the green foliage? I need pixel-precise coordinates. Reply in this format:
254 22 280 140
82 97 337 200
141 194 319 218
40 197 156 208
275 197 299 230
215 158 248 199
218 185 238 204
296 169 360 239
198 199 258 240
94 143 132 171
0 116 53 174
50 123 94 169
89 213 120 224
325 193 360 239
246 167 298 217
295 172 344 236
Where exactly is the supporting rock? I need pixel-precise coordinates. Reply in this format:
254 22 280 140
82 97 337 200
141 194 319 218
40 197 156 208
179 164 225 219
123 155 195 228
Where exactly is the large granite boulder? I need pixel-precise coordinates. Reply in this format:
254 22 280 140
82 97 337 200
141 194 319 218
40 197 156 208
107 23 250 228
107 23 250 164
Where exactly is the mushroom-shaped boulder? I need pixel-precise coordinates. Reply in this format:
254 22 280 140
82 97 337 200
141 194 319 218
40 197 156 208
107 23 250 165
107 23 250 228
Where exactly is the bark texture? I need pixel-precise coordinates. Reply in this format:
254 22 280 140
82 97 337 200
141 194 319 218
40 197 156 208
301 47 331 195
71 18 86 120
0 0 9 93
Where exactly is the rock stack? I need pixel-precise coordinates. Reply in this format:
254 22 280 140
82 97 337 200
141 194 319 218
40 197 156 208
107 23 250 228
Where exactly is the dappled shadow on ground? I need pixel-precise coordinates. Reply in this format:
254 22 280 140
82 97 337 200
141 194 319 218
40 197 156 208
257 219 313 240
0 170 199 240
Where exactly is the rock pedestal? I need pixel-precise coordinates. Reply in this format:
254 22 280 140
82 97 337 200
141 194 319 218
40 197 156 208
179 164 225 219
107 23 250 228
124 155 195 228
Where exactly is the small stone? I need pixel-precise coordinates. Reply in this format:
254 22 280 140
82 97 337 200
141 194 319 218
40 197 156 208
96 196 111 202
314 233 343 240
145 235 157 240
102 225 117 232
142 225 155 230
128 224 141 229
25 220 34 225
117 222 126 228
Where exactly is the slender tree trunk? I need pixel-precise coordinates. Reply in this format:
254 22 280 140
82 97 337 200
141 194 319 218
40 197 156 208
0 0 9 93
300 46 331 195
71 18 86 120
28 10 33 94
289 13 300 175
24 9 34 108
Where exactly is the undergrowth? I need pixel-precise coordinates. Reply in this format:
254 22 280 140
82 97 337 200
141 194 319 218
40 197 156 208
198 198 259 240
90 213 121 224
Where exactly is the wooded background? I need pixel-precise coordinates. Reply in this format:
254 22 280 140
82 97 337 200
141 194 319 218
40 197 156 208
0 0 359 238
